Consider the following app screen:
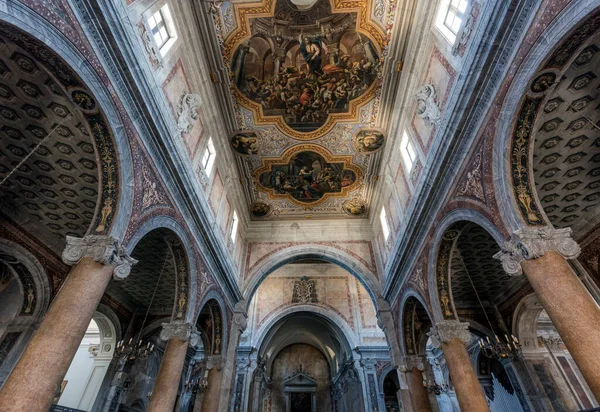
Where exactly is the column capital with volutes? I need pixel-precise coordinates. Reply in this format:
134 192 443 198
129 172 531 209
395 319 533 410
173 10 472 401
427 320 471 348
160 321 200 346
400 355 425 372
61 235 137 279
493 226 580 276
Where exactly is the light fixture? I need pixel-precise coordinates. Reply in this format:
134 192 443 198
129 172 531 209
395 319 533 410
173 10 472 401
185 370 209 394
423 378 449 395
114 245 172 362
459 253 522 360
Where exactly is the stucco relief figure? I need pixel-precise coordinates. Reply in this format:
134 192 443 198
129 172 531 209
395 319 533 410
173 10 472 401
415 83 442 126
176 93 202 134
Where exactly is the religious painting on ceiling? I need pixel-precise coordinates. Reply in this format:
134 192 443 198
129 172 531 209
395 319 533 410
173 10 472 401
258 149 357 204
212 0 398 219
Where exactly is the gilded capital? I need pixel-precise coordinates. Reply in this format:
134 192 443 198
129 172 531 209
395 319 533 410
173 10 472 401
62 235 137 279
493 226 580 276
427 321 471 348
160 321 200 346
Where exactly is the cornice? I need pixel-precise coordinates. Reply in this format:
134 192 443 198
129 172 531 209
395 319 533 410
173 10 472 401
382 0 542 302
69 0 243 304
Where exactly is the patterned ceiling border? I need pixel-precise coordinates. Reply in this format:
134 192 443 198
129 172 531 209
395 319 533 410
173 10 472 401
0 23 120 236
435 228 459 320
402 296 417 355
253 144 364 207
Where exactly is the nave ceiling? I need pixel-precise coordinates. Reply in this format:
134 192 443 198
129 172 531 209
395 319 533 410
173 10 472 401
210 0 401 220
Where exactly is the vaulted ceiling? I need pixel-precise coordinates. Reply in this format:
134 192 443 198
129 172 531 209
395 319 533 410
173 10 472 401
532 32 600 240
211 0 400 220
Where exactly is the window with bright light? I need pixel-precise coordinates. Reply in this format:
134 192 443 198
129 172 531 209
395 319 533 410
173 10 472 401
230 211 239 243
202 137 216 176
146 4 177 55
400 130 417 171
435 0 468 43
380 207 390 242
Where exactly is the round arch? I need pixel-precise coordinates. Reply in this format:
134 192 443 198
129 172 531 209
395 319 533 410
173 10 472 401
196 290 229 355
126 216 197 323
491 2 600 232
243 244 381 311
397 288 434 357
427 209 505 323
0 0 134 240
252 304 359 350
512 292 545 353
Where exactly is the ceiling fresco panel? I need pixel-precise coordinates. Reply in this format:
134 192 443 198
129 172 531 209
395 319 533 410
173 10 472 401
212 0 398 220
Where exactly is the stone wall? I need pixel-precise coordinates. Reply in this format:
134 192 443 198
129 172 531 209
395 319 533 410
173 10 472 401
269 344 331 412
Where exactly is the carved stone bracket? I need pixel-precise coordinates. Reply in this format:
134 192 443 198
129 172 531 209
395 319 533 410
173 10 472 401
232 301 248 335
176 93 202 134
206 355 225 371
62 235 137 279
493 226 581 276
427 321 471 348
160 321 200 346
400 355 425 372
415 83 442 125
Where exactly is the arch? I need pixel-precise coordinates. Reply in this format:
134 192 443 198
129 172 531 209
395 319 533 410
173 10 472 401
0 0 134 239
398 288 434 357
512 293 544 353
196 289 229 355
0 238 51 384
126 216 197 323
491 2 600 232
243 244 381 311
252 304 359 350
428 209 504 323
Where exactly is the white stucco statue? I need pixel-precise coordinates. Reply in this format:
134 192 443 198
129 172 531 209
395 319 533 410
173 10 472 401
415 83 442 126
176 93 202 134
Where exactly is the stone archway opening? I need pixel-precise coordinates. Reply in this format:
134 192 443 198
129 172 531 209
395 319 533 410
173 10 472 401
56 313 117 411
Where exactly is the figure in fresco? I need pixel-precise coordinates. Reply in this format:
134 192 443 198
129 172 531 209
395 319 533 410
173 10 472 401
299 33 325 76
232 3 381 133
259 151 355 203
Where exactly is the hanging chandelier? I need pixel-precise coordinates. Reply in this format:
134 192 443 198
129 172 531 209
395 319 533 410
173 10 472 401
459 253 522 360
114 245 171 362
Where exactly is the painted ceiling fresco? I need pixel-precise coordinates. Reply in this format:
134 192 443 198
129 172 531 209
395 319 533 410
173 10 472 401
213 0 397 219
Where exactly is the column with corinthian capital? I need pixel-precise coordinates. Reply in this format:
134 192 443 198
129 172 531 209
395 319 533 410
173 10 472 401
0 235 136 412
400 356 432 412
428 321 489 412
148 321 199 412
494 226 600 400
217 301 248 411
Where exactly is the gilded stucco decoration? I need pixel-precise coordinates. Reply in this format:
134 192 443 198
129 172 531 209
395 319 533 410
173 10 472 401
211 0 398 219
436 228 458 320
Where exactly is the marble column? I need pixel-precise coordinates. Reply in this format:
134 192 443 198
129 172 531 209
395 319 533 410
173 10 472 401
0 236 135 412
494 226 600 400
147 321 199 412
428 321 490 412
217 301 248 411
201 356 224 412
401 356 432 412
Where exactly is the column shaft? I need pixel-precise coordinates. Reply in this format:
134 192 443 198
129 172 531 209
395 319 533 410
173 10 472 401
202 367 223 411
0 257 112 412
522 250 600 399
406 368 432 412
147 338 188 412
441 338 489 412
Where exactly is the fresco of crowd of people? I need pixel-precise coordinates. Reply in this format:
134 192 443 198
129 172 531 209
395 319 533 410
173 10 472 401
240 35 380 129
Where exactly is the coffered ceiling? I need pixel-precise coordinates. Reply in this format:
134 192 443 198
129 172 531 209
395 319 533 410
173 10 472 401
532 33 600 240
450 223 526 307
0 32 100 254
211 0 400 220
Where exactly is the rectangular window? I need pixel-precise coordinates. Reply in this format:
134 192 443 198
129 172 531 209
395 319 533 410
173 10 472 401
401 131 417 171
444 0 468 35
146 4 177 55
435 0 468 43
230 211 239 243
380 207 390 242
202 137 216 176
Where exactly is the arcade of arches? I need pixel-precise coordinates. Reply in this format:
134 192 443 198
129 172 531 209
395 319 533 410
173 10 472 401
0 0 600 411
